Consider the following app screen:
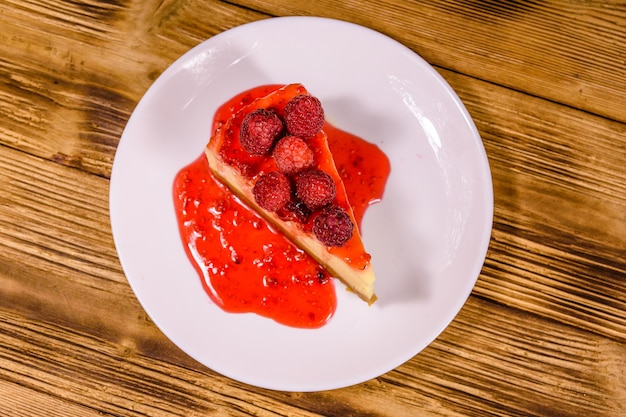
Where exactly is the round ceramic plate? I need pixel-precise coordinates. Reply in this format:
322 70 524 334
110 16 493 392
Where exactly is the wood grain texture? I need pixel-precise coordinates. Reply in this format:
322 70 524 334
1 291 624 416
234 0 626 123
0 0 266 177
439 68 626 341
1 0 625 415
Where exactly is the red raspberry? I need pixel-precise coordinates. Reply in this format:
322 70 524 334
284 95 325 138
239 109 283 155
272 135 314 174
295 169 336 210
313 206 354 247
252 171 291 211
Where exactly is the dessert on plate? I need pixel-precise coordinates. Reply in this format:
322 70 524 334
205 83 377 304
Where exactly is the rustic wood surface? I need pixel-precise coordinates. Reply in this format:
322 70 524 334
1 0 625 415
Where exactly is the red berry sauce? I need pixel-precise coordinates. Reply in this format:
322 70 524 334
173 85 390 328
325 122 390 228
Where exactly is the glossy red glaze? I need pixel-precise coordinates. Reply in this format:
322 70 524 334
174 155 335 328
173 85 390 328
325 122 390 228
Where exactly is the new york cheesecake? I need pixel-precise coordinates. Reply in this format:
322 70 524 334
205 83 376 303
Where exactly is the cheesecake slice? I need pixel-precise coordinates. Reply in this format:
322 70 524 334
205 83 376 304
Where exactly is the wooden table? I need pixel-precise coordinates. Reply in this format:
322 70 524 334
1 1 625 415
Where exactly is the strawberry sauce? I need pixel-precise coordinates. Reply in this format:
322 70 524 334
173 86 390 328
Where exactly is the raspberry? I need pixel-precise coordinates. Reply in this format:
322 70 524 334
295 169 336 210
252 171 291 211
239 109 283 155
313 206 354 247
284 95 325 138
273 135 314 174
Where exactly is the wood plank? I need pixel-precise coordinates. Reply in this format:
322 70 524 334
0 147 123 285
234 0 626 123
0 0 266 177
1 296 624 416
389 296 626 416
0 310 322 417
0 379 104 417
2 0 624 181
439 68 626 340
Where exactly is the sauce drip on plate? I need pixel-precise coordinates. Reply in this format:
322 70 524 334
173 85 390 328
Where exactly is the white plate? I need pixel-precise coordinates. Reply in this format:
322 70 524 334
110 16 493 392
